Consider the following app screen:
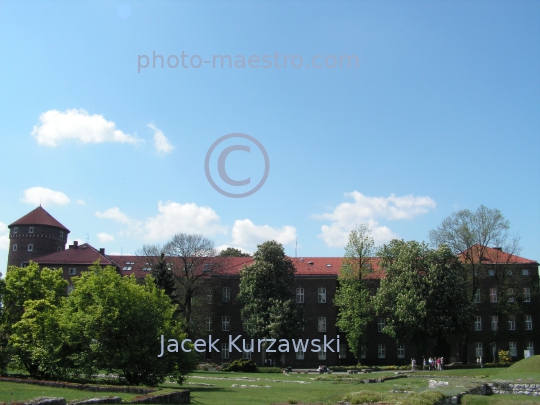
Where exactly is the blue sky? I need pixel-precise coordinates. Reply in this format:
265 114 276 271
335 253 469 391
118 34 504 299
1 1 539 270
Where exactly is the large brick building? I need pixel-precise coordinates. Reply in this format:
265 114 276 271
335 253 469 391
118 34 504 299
6 206 540 367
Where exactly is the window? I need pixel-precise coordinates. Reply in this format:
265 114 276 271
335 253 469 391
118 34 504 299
522 269 530 276
296 350 304 360
13 227 18 234
318 287 326 303
222 287 230 302
59 231 64 239
318 349 326 360
508 316 516 331
296 287 304 303
527 342 534 356
69 268 77 275
207 293 213 304
489 269 495 276
377 318 385 332
29 226 34 234
122 266 132 271
318 317 326 332
57 246 62 252
473 289 481 303
509 342 517 357
221 343 229 359
490 288 497 303
474 316 482 331
506 270 513 276
524 288 531 303
12 244 17 251
27 244 33 252
206 317 212 332
507 288 514 303
397 344 405 359
361 345 366 359
491 316 498 331
525 315 533 330
222 316 230 331
378 344 386 358
243 343 252 359
67 285 74 294
475 342 483 357
339 342 347 359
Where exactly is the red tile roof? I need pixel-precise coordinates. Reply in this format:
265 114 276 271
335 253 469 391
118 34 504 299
9 206 70 232
33 243 114 266
459 245 538 265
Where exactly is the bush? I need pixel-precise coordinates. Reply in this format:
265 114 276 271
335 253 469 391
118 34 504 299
222 359 258 372
197 363 220 371
258 366 283 373
401 391 446 405
343 390 386 404
498 350 512 364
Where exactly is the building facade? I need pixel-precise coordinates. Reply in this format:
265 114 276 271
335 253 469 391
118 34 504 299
6 207 540 367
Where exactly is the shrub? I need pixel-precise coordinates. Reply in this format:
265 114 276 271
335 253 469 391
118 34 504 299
343 390 386 404
498 350 512 364
222 359 258 372
401 391 446 405
258 366 283 373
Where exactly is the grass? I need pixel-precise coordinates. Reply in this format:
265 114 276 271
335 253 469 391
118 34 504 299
0 381 142 402
494 355 540 382
2 361 540 405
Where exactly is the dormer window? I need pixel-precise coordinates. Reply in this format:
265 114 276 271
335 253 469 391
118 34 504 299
29 227 34 234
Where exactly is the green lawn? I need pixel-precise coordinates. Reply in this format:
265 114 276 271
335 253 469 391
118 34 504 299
0 381 142 402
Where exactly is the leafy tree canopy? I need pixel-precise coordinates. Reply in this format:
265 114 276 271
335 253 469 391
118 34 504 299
219 247 250 257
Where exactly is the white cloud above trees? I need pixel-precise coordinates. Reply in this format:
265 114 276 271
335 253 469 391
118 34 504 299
229 219 297 252
0 222 9 250
315 191 436 247
21 187 70 206
32 109 142 147
97 232 115 243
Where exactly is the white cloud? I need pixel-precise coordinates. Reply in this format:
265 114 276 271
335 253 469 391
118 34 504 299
315 191 436 248
32 109 142 147
95 201 226 241
76 199 86 205
95 207 140 227
143 201 226 240
148 123 174 154
97 232 115 243
229 219 297 252
0 221 9 250
21 187 70 206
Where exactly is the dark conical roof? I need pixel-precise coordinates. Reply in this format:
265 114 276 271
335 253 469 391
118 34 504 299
9 206 70 232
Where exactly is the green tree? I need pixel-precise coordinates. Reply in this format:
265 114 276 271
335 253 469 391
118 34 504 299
429 205 526 362
58 264 197 385
0 274 8 374
373 240 474 358
219 247 250 257
2 262 67 377
237 241 304 342
334 224 375 361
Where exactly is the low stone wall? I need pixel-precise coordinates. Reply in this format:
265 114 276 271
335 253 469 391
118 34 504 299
488 382 540 396
69 397 123 405
0 378 155 394
130 391 190 404
0 396 67 405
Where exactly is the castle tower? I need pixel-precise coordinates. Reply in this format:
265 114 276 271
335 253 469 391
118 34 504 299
7 206 70 268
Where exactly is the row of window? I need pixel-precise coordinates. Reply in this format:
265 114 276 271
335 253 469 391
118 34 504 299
13 244 64 252
11 227 65 239
219 343 350 360
486 269 531 276
474 315 532 331
473 288 532 303
475 342 534 357
212 316 329 332
296 288 327 303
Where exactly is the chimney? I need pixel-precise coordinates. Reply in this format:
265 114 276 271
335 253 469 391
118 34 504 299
69 241 79 249
99 248 105 255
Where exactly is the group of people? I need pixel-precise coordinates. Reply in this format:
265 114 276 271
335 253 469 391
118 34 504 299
317 364 329 374
410 357 445 371
422 357 444 371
